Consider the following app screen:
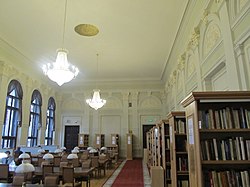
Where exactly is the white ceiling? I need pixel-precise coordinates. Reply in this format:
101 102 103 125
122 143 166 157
0 0 188 89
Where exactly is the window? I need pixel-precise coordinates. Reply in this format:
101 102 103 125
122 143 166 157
2 80 23 148
45 97 56 145
27 90 42 147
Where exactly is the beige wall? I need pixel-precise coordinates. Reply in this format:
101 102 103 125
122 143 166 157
164 0 250 114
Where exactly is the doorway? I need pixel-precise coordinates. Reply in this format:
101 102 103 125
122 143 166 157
64 125 79 152
142 124 154 148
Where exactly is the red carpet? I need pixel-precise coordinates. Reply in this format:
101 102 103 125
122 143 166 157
111 159 144 187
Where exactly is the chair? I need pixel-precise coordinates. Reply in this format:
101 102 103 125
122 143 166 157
59 161 68 170
37 157 44 167
62 167 82 187
61 153 68 162
43 164 54 178
81 159 91 169
91 156 100 178
41 160 50 167
98 155 107 176
12 175 25 186
53 156 61 167
0 164 9 182
44 175 59 187
79 152 89 163
71 158 80 167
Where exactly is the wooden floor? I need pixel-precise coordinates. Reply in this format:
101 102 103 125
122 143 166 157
81 161 122 187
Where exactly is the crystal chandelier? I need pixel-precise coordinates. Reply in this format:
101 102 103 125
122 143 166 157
86 54 106 110
86 89 106 110
42 0 79 86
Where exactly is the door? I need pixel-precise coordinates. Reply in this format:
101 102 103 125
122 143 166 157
64 125 79 152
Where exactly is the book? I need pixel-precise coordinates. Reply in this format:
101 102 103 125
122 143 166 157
240 137 246 160
213 138 219 160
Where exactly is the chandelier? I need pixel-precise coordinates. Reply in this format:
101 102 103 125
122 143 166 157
86 54 106 110
42 0 79 86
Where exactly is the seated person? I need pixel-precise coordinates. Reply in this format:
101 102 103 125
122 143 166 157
14 147 23 165
2 150 14 164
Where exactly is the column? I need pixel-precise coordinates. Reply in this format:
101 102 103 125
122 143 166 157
218 0 241 90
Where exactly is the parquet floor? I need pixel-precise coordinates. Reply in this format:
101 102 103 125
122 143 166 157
81 161 122 187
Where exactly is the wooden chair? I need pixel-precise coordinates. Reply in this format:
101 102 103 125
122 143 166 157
91 156 100 178
37 157 44 167
81 159 91 169
98 155 107 176
59 161 68 170
62 167 82 187
53 156 61 167
0 164 9 182
44 175 59 187
43 164 54 177
71 158 80 167
12 175 25 186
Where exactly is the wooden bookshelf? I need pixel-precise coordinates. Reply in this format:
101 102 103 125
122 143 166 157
181 91 250 187
159 120 171 187
167 111 189 187
147 130 153 167
107 134 119 157
78 133 89 148
152 126 161 166
126 133 133 160
94 134 105 149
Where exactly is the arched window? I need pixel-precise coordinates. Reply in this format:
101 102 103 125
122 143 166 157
27 90 42 147
2 80 23 148
45 97 56 145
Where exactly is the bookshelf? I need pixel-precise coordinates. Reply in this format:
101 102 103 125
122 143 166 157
147 130 153 167
78 133 89 148
94 134 105 149
126 133 133 160
181 91 250 187
110 134 119 147
159 120 171 187
152 126 161 166
107 134 119 157
167 111 189 187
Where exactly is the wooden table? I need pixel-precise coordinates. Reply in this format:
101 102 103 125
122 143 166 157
9 166 95 187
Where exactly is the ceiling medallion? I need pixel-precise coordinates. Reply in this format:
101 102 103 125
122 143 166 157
74 24 99 36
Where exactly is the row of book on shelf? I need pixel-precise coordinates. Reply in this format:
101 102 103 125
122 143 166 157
177 180 189 187
200 137 250 161
204 170 249 187
175 119 187 134
177 156 188 171
199 107 250 130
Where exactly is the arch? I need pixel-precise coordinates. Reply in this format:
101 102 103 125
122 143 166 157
199 13 222 59
104 96 122 109
62 98 83 112
139 95 161 109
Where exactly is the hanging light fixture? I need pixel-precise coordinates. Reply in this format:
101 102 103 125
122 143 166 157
86 54 106 110
42 0 79 86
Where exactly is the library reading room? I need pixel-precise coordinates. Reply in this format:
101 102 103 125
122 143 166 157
0 0 250 187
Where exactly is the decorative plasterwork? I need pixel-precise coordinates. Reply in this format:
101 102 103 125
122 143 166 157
204 23 221 56
235 44 245 57
177 53 186 70
170 70 177 86
139 96 161 109
62 98 83 112
239 0 248 10
104 96 122 109
186 55 196 78
201 9 209 25
177 71 183 91
187 27 200 50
